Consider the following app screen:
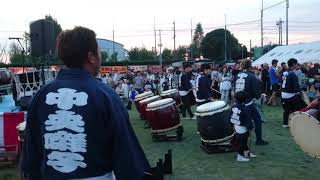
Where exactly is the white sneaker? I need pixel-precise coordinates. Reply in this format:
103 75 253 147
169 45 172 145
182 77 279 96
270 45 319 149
282 125 289 128
244 151 257 158
237 154 250 162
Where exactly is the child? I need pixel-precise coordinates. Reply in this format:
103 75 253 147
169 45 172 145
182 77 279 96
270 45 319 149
230 91 256 162
127 87 139 110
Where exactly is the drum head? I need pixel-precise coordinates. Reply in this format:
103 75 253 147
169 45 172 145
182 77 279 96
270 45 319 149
140 95 160 104
290 112 320 158
161 89 178 96
147 98 174 109
196 101 226 113
135 91 154 101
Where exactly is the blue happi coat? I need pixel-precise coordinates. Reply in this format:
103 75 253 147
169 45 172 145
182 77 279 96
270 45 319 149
22 68 150 180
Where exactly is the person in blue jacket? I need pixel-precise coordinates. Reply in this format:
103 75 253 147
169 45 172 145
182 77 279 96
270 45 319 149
196 63 212 106
21 26 151 180
235 60 268 145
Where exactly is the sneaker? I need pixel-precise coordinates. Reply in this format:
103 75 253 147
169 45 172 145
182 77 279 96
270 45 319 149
282 125 289 128
237 154 250 162
256 140 269 146
244 151 257 158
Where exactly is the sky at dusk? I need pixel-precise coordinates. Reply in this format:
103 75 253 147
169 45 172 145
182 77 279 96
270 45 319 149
0 0 320 55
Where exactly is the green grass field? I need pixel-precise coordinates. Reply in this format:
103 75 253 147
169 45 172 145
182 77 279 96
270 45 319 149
1 105 320 180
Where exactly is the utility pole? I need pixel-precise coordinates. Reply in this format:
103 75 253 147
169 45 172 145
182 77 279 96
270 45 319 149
159 30 163 66
154 17 157 62
190 19 193 60
224 14 227 62
250 39 252 60
286 0 289 45
261 0 264 48
276 18 284 45
112 26 115 59
173 20 176 52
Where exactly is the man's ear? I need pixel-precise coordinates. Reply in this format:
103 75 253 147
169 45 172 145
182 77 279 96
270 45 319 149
88 52 96 64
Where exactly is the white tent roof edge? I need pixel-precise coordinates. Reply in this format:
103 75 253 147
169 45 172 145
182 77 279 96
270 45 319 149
252 41 320 66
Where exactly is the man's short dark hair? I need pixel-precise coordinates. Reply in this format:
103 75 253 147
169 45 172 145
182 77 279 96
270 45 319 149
240 60 252 70
234 91 246 104
56 26 98 68
201 63 211 72
287 58 298 68
183 62 192 69
281 62 286 66
272 59 278 65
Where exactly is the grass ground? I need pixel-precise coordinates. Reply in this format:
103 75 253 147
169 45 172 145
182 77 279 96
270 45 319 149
1 105 320 180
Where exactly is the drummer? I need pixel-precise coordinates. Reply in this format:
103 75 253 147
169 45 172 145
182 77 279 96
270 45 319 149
178 63 195 119
235 60 268 145
21 27 151 180
196 63 213 106
281 58 307 128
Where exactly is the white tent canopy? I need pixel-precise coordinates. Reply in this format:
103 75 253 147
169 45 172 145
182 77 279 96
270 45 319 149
253 41 320 66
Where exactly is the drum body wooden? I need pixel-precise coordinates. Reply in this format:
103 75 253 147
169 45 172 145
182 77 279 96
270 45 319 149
161 89 181 106
195 101 233 143
147 98 180 133
139 95 161 121
290 109 320 158
134 91 154 113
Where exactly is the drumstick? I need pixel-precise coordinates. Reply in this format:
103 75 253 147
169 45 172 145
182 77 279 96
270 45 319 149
210 87 222 95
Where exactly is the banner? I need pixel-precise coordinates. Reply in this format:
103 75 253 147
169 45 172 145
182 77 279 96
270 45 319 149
100 66 128 74
148 65 163 73
128 65 148 72
8 67 35 74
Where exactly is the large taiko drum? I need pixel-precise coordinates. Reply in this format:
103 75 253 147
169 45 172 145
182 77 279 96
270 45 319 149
139 95 161 121
134 91 154 113
289 98 320 121
146 98 182 140
195 101 233 144
290 108 320 158
161 89 181 106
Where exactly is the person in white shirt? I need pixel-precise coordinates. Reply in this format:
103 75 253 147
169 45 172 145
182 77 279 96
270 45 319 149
219 67 232 103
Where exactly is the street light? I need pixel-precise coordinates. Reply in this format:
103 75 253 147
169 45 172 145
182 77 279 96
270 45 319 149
241 45 244 59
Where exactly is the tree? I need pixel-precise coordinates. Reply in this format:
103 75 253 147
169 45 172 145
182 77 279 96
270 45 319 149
45 15 62 35
100 51 109 62
191 23 204 58
201 28 248 62
128 47 154 61
162 48 173 61
176 46 189 60
110 52 118 62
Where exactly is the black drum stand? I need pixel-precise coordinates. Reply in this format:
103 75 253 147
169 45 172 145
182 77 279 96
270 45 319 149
152 126 183 142
143 150 173 180
200 140 234 154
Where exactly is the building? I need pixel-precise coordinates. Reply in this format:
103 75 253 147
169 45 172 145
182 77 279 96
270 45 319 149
253 41 320 66
96 38 129 62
